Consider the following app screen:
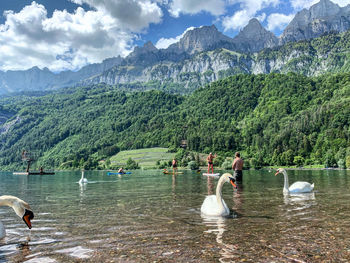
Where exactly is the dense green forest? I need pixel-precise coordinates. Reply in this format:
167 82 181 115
0 72 349 170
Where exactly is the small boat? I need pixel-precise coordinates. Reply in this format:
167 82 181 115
13 172 55 175
107 172 132 175
14 151 54 175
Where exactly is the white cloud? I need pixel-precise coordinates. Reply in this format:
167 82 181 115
267 13 294 31
332 0 350 7
168 0 226 17
0 1 163 72
70 0 163 31
290 0 319 10
155 26 195 49
223 9 251 30
291 0 350 10
256 12 267 22
222 0 279 31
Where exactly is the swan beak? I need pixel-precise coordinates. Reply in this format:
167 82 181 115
230 178 237 189
275 170 280 176
22 209 34 229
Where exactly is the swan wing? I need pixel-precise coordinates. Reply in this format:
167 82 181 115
79 178 88 184
289 181 314 193
201 195 229 216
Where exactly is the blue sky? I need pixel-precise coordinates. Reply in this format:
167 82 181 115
0 0 349 72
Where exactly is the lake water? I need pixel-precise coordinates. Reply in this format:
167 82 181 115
0 169 350 262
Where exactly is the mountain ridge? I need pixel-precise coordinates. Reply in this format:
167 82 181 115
81 30 350 91
1 0 350 94
280 0 350 44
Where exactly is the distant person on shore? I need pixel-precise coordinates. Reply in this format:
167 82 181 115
22 150 27 160
172 158 178 174
232 152 244 182
207 153 216 174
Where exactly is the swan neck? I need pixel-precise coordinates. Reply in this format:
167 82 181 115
282 171 289 193
215 176 226 211
0 195 28 218
0 196 14 208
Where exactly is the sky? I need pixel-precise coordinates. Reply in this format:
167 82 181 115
0 0 349 72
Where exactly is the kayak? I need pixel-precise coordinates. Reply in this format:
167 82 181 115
107 172 132 175
202 173 220 178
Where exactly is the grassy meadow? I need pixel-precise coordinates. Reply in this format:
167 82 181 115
109 147 175 169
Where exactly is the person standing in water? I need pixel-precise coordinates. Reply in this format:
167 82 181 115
207 153 215 174
232 152 244 181
172 158 178 174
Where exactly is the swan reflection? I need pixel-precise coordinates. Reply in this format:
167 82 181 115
283 192 316 205
201 215 237 262
283 192 317 219
79 182 87 202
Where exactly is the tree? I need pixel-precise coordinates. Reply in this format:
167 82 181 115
281 150 294 166
126 158 139 170
249 158 263 169
324 149 336 168
105 158 111 169
293 156 305 167
346 156 350 169
188 161 199 170
221 159 232 170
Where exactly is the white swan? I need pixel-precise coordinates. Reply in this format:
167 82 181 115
0 195 34 239
275 168 314 194
79 170 88 184
201 173 237 216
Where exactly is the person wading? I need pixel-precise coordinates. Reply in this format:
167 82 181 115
232 152 244 181
172 158 178 174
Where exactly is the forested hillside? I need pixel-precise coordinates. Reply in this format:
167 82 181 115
0 72 349 170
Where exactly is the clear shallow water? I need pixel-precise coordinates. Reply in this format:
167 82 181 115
0 169 349 262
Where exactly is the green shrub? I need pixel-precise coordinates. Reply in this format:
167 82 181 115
126 157 139 169
293 156 305 167
250 158 263 169
346 156 350 169
337 159 345 169
188 161 199 170
214 155 224 167
221 159 232 170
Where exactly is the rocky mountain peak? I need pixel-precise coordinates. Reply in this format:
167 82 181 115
280 0 349 44
236 18 267 39
181 25 219 40
232 18 278 52
143 41 158 52
246 18 263 30
168 25 234 55
310 0 340 19
131 41 158 56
